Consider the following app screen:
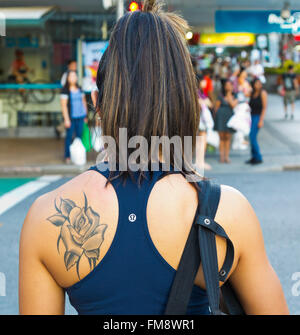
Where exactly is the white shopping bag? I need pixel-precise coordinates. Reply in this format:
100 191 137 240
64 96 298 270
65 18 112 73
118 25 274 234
206 129 220 148
227 103 251 136
70 137 87 166
91 127 104 153
200 101 214 130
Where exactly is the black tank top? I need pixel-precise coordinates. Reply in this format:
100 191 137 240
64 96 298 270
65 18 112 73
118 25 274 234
64 163 210 315
249 92 263 115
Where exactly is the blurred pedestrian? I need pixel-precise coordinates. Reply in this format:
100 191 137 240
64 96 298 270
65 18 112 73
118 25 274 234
60 70 88 164
55 60 79 139
214 80 238 163
282 65 299 120
10 49 30 84
202 68 214 102
246 78 267 165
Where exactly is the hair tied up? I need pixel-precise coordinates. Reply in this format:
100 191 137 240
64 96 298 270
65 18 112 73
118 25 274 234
142 0 161 13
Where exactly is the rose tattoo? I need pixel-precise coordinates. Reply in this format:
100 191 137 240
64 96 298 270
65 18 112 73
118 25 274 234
47 193 107 279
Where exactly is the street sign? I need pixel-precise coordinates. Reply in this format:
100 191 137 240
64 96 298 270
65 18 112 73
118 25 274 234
216 10 300 34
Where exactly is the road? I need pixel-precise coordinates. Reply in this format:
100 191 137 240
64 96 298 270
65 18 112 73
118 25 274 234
0 171 300 315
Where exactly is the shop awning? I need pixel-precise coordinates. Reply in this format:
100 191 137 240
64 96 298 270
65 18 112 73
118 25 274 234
0 83 61 90
0 6 56 27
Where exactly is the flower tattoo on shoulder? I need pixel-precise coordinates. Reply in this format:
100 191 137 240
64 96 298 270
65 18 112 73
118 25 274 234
47 193 108 279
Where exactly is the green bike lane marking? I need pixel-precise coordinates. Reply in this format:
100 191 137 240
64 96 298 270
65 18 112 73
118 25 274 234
0 178 37 196
0 175 62 217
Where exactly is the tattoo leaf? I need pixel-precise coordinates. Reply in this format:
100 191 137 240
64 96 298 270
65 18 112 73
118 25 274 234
54 198 61 214
64 252 79 271
60 198 76 217
57 235 61 254
47 214 66 227
76 256 81 280
83 192 88 212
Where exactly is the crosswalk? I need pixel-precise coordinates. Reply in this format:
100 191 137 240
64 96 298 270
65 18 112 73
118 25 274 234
0 175 62 216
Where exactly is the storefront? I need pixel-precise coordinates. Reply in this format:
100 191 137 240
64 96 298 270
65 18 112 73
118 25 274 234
0 6 114 136
188 32 257 73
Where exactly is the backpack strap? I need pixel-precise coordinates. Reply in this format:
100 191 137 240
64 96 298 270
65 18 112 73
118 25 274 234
197 181 234 283
197 180 245 315
165 179 238 315
196 181 235 315
164 222 201 314
164 181 209 315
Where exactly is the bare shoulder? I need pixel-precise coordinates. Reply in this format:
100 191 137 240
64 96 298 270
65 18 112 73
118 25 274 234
215 185 264 262
215 185 289 314
22 170 107 230
21 171 93 245
20 169 117 287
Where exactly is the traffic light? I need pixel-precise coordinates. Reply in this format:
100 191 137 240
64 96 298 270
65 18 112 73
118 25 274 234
187 32 200 46
128 1 142 12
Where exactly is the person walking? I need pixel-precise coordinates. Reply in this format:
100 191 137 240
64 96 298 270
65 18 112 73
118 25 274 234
19 0 288 315
246 78 267 165
282 64 299 120
60 70 88 164
214 80 238 163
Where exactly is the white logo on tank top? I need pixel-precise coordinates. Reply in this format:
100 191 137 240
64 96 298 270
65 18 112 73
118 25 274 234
128 213 137 222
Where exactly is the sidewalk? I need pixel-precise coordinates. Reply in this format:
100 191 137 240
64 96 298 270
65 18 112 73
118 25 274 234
206 94 300 174
0 94 300 176
0 138 98 176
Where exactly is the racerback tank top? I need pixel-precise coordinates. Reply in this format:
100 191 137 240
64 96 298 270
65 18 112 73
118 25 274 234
65 162 210 315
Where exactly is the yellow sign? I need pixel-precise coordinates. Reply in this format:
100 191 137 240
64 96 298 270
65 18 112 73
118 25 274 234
200 33 255 46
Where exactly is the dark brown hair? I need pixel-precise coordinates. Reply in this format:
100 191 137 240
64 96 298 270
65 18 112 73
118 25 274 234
63 70 79 93
96 0 200 181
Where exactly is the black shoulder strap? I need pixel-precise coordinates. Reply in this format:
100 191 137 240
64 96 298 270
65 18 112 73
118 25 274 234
197 181 245 315
196 181 234 315
165 180 241 315
163 222 201 315
163 181 210 315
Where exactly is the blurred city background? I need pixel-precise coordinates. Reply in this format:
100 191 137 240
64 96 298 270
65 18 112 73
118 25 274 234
0 0 300 315
1 1 300 171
